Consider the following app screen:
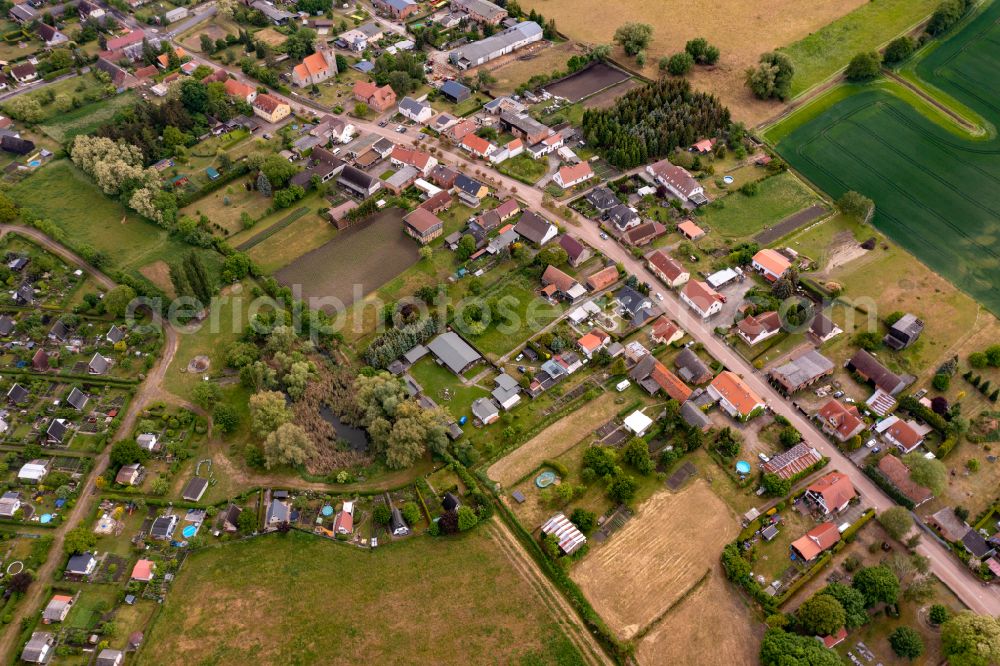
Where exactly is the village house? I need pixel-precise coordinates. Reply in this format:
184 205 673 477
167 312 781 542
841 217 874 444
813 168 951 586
559 235 591 267
650 316 684 346
182 477 209 502
398 96 433 123
514 211 557 246
96 649 124 666
291 45 336 87
552 162 593 189
647 250 689 288
252 94 291 123
762 443 822 479
9 4 37 24
884 313 924 351
353 80 397 113
804 472 856 515
383 165 420 195
624 221 666 247
427 331 482 375
768 350 834 394
312 116 354 144
340 22 383 51
675 348 713 385
586 265 619 292
65 552 97 577
607 203 640 232
708 371 765 420
577 329 610 358
252 0 294 24
224 78 257 103
586 186 619 213
403 208 444 244
737 311 783 346
680 280 724 319
472 397 500 424
809 312 842 344
541 265 586 302
150 514 178 540
460 133 497 158
454 174 489 206
0 491 20 518
751 249 792 282
646 159 706 204
791 522 841 562
10 62 37 84
615 285 654 325
816 399 865 442
880 416 924 454
492 373 521 410
444 118 477 143
390 146 437 176
36 23 68 47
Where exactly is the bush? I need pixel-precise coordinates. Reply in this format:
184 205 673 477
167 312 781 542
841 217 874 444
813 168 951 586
929 604 950 625
932 373 950 391
845 51 881 81
889 626 924 659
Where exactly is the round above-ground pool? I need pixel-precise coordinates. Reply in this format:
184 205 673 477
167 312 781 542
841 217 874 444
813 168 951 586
535 471 557 488
321 505 333 517
723 175 734 184
735 461 751 475
39 514 52 524
182 525 198 538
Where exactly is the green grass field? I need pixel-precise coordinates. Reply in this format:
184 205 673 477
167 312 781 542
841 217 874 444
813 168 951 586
465 276 563 359
694 172 822 240
497 153 548 185
10 160 222 281
408 356 490 421
771 0 1000 315
779 0 939 97
138 530 583 666
36 91 137 144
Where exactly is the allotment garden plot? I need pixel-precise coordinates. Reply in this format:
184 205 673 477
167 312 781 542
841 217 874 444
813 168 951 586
771 0 1000 315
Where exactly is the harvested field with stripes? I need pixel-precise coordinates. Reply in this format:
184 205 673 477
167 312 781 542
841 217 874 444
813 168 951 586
571 480 738 640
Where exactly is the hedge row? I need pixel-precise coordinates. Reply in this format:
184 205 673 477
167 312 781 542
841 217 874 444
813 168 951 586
175 160 251 208
775 552 833 607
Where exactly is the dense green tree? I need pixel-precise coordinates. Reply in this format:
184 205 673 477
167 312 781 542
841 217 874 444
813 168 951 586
104 285 136 318
666 52 694 76
613 22 653 56
821 583 868 629
878 506 914 541
796 593 846 636
64 527 96 555
889 626 924 659
760 628 841 666
213 404 240 433
883 36 916 65
940 612 1000 665
685 37 720 64
903 453 946 495
109 439 149 470
852 565 900 607
845 51 882 82
746 51 794 100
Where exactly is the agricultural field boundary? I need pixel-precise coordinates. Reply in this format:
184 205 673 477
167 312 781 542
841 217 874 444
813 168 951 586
236 206 309 251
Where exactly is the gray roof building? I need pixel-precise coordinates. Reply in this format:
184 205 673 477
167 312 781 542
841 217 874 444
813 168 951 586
427 331 482 375
449 21 543 69
769 350 834 393
884 313 924 351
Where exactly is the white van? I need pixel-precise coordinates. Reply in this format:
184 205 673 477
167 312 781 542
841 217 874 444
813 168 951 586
615 380 631 392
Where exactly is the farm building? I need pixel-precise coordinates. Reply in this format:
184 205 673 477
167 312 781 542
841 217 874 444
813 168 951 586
427 331 482 375
403 208 444 244
181 477 209 502
449 21 543 69
708 371 764 420
804 472 856 515
440 79 471 102
751 249 791 282
883 313 924 351
338 165 381 197
373 0 417 19
677 219 705 240
541 513 587 555
472 397 500 424
492 373 521 410
768 350 834 394
846 350 910 396
674 349 712 385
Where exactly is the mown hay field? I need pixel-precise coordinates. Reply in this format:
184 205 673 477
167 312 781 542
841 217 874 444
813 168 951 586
770 0 1000 316
571 480 738 640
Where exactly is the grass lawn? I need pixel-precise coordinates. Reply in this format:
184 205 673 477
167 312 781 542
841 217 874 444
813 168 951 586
497 153 548 185
694 172 823 241
467 276 563 359
246 206 339 273
10 159 222 280
65 586 120 630
408 356 490 421
778 0 940 97
138 530 584 665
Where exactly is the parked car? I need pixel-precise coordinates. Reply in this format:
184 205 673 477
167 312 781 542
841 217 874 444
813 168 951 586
833 390 844 398
599 232 608 240
655 292 663 301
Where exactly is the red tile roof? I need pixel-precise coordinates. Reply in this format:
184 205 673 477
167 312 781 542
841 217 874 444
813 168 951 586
710 371 764 417
817 399 864 441
791 522 840 561
878 455 932 506
253 93 286 114
647 250 687 282
807 472 856 512
586 265 619 291
652 363 691 402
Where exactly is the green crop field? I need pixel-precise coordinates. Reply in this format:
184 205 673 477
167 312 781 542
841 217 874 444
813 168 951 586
138 530 583 666
770 0 1000 315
